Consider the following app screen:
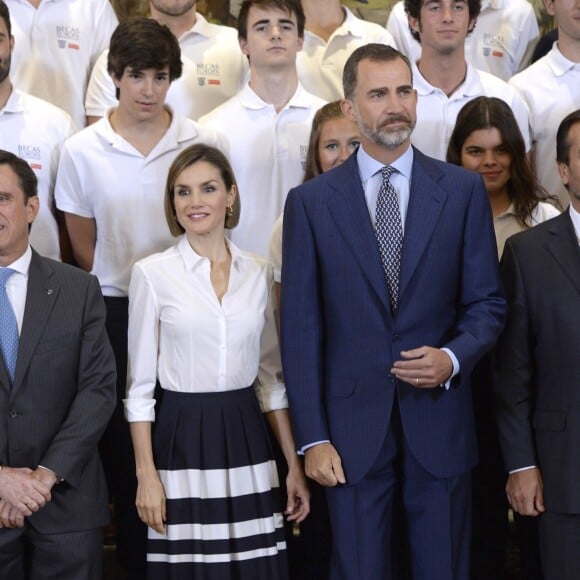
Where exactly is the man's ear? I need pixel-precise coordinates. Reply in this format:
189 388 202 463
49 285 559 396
557 162 570 187
239 37 249 58
340 99 357 123
543 0 556 18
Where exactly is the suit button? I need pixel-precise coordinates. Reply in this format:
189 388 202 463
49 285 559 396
9 410 18 418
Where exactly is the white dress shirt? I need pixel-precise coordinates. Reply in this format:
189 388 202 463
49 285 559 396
569 203 580 244
2 246 31 334
124 236 287 423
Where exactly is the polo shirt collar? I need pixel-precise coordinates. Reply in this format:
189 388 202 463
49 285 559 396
180 12 212 43
99 106 200 152
495 203 517 220
239 81 313 111
304 6 364 42
546 43 580 77
1 87 23 115
413 62 481 98
480 0 503 11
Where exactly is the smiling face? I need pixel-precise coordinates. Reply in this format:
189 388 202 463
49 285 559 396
172 161 236 242
239 5 303 70
317 116 361 173
342 57 417 162
0 164 39 267
460 127 512 199
409 0 475 54
113 65 171 120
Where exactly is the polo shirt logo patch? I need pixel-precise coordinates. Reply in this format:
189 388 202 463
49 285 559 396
197 64 222 86
56 25 80 50
18 144 42 171
482 33 505 59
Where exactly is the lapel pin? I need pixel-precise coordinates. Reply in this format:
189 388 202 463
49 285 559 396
46 289 53 295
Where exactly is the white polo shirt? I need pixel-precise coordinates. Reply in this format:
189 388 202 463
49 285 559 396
297 5 397 101
55 110 226 296
0 88 75 260
200 83 326 256
509 44 580 208
6 0 118 129
411 63 531 161
386 0 539 82
85 13 248 121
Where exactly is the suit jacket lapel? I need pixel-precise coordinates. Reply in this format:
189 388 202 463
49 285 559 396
326 156 391 314
546 210 580 294
12 251 59 392
399 150 447 300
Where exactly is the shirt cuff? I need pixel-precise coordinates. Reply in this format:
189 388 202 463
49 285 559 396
298 440 331 455
509 465 537 474
440 347 459 390
123 397 156 422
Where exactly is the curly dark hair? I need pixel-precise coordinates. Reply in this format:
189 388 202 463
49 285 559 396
404 0 481 43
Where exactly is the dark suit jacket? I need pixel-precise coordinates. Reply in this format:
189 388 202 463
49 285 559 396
0 250 116 533
494 210 580 514
281 149 506 484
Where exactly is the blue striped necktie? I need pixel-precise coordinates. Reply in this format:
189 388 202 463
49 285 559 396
0 268 19 381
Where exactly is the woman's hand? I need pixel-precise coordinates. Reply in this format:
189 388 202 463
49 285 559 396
285 461 310 524
135 471 167 535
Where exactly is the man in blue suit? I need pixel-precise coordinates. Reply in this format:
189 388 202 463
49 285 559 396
280 44 506 580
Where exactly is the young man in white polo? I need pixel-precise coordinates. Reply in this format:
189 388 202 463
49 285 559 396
387 0 539 82
509 0 580 208
200 0 325 257
86 0 248 122
297 0 398 100
403 0 531 161
55 19 224 579
4 0 118 128
0 0 75 261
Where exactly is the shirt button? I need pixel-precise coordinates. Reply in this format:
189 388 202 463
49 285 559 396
9 410 18 418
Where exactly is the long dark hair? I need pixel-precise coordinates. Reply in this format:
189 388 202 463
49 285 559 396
447 96 558 229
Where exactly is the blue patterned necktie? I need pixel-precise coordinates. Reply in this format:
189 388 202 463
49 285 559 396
375 166 403 312
0 268 19 381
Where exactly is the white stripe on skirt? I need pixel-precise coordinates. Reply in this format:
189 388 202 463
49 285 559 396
149 512 285 542
147 543 288 564
158 460 280 499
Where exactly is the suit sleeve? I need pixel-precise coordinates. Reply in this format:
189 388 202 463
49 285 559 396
493 239 537 471
38 275 116 486
280 189 329 450
442 174 506 376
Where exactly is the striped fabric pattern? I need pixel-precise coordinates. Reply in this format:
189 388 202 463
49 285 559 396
148 387 288 579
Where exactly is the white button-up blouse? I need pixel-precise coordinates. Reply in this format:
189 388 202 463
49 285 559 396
124 235 287 423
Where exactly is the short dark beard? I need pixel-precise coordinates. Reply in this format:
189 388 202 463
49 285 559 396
0 54 10 85
150 0 196 18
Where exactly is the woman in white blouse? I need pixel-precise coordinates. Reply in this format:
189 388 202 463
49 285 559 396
446 96 559 580
124 144 309 579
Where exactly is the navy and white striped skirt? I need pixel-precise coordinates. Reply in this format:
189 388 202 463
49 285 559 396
147 387 288 580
